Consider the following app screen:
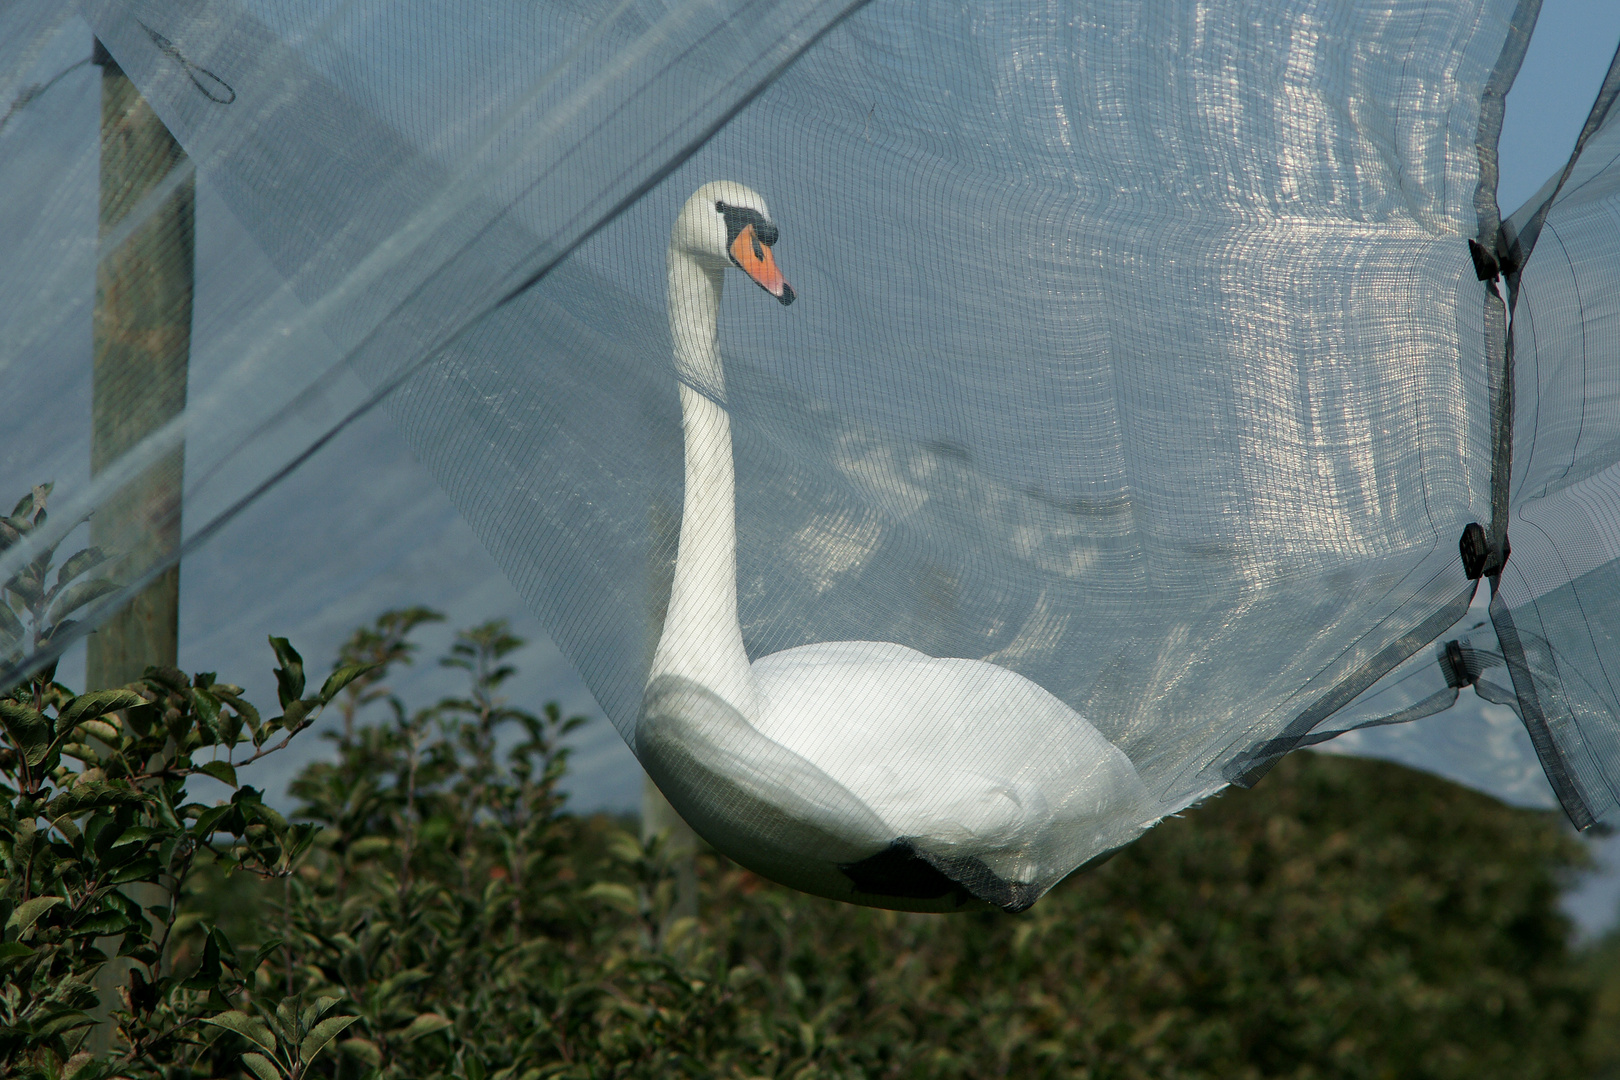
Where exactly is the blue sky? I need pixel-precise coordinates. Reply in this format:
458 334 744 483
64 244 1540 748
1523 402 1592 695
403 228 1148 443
1499 1 1620 212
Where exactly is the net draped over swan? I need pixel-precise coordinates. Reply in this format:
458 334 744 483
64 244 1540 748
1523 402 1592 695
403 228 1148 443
6 0 1620 909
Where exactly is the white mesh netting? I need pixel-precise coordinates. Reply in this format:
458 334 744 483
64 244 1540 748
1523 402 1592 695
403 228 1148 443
4 0 1618 910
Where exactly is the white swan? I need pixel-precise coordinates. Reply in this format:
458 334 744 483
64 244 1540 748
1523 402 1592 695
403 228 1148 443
638 181 1163 912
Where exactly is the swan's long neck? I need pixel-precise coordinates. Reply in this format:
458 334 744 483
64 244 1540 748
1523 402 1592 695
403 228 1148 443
649 250 758 717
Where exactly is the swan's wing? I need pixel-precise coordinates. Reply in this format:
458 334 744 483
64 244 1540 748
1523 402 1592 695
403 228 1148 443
639 672 982 911
750 653 1162 896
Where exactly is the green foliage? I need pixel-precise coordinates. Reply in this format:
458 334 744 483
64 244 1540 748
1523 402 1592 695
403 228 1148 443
0 633 362 1078
202 996 357 1080
0 483 115 673
0 586 1615 1077
0 485 368 1078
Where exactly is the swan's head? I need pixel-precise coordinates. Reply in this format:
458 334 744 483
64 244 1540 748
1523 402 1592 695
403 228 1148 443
673 181 795 305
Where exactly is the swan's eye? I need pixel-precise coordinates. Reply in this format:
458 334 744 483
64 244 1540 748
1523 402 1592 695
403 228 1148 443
717 202 778 251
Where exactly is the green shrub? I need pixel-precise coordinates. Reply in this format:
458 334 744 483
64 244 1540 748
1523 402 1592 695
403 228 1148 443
0 484 367 1079
0 579 1611 1077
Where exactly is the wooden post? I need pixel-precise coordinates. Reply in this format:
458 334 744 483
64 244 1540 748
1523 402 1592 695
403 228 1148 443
87 38 191 1054
85 39 190 690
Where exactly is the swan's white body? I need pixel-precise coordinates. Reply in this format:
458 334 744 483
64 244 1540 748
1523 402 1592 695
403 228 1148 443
638 182 1162 912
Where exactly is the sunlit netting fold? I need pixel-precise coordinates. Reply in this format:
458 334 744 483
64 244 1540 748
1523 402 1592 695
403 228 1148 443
7 0 1616 910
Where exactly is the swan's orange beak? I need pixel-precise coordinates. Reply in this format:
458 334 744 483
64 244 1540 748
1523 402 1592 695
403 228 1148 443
730 224 795 305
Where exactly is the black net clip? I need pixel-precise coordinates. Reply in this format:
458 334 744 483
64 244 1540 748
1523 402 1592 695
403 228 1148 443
1438 639 1475 689
1468 237 1519 283
1459 521 1509 579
